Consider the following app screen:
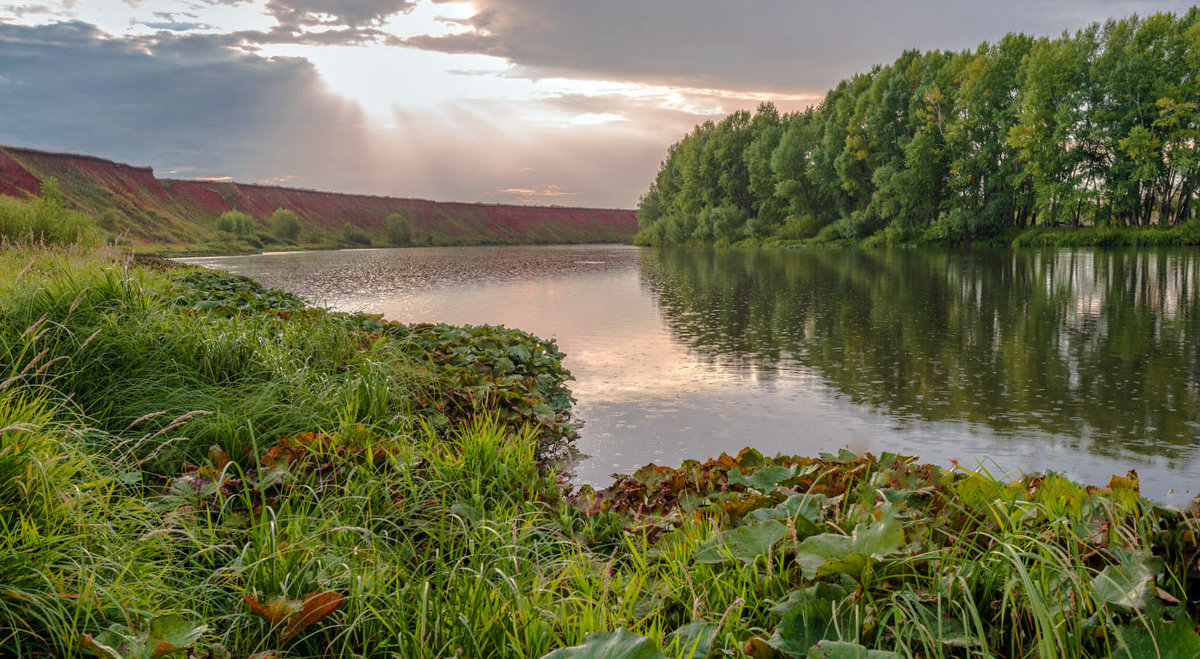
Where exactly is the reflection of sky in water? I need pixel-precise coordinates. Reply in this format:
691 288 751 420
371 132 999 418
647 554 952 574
181 246 1200 505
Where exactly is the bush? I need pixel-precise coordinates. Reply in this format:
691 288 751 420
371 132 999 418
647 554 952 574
778 214 822 240
270 208 301 241
340 222 372 246
216 210 254 235
0 179 97 245
385 213 412 246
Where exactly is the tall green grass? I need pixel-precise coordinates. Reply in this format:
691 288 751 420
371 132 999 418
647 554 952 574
0 181 100 246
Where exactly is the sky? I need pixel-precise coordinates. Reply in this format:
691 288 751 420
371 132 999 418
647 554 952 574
0 1 1195 207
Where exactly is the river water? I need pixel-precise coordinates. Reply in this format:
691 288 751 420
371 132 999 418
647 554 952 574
180 245 1200 504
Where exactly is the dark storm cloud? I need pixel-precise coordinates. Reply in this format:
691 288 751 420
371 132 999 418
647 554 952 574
0 20 369 186
170 0 418 45
411 0 1200 92
264 0 418 27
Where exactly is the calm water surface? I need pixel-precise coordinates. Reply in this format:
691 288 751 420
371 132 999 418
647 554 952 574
180 246 1200 504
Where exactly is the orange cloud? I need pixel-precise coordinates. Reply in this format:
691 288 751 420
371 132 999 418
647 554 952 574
497 185 582 203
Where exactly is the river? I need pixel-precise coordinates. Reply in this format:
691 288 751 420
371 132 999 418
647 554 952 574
180 245 1200 504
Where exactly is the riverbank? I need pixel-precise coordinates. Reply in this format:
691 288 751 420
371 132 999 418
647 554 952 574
0 144 639 253
637 219 1200 251
2 244 1198 658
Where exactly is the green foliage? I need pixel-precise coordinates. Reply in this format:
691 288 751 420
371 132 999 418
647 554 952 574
80 614 207 659
638 9 1200 245
340 222 372 246
541 630 667 659
0 178 98 245
215 210 254 235
270 208 301 241
385 213 412 246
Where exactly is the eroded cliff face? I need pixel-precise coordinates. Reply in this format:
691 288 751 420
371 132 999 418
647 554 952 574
0 145 638 246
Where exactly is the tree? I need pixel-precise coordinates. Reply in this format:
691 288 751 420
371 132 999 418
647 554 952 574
385 213 412 246
216 211 254 235
635 9 1200 243
271 209 301 241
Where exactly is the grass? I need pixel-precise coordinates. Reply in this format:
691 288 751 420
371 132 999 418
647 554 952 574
0 189 100 247
0 242 1197 658
1011 221 1200 248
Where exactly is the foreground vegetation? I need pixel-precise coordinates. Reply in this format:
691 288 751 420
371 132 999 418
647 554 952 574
637 10 1200 247
2 244 1198 658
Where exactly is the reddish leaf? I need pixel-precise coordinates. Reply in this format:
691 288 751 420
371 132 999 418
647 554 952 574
245 591 345 643
244 594 302 626
281 591 346 643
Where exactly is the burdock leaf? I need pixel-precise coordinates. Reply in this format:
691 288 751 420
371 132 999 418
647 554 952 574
795 534 852 578
1109 619 1200 658
767 597 838 658
244 593 302 626
540 629 668 659
808 640 900 658
80 633 125 659
692 520 787 564
147 615 207 658
1093 553 1159 610
850 516 905 559
80 616 205 659
749 493 825 524
665 620 718 659
728 465 812 492
279 591 346 643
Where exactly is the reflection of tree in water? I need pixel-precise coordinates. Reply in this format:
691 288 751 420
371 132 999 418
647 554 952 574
640 248 1200 461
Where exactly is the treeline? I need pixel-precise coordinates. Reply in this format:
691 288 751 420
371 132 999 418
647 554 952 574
637 10 1200 246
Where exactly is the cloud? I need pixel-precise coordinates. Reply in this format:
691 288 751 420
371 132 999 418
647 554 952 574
1 4 55 18
221 0 420 46
0 19 681 206
497 185 580 203
265 0 418 28
136 20 215 31
0 20 369 187
411 0 1200 93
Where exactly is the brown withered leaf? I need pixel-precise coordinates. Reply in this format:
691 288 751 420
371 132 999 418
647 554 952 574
244 591 346 643
281 591 346 643
244 593 303 626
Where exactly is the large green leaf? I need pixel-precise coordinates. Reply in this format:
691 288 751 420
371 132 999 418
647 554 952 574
794 534 853 578
146 615 207 658
748 493 825 526
1109 619 1200 658
727 464 815 492
767 592 841 658
541 629 668 659
81 615 207 659
665 620 718 659
1092 552 1159 610
849 515 905 559
769 583 851 617
807 641 899 658
692 519 787 564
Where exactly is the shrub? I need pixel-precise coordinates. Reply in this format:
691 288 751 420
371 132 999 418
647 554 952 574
270 208 301 241
385 213 412 246
216 210 254 235
778 214 821 240
340 222 372 246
